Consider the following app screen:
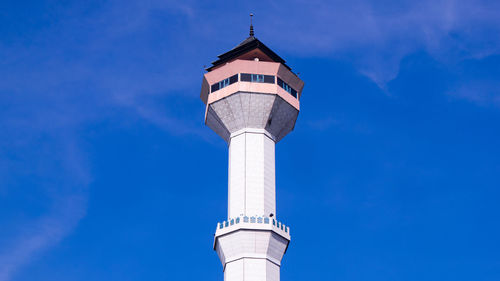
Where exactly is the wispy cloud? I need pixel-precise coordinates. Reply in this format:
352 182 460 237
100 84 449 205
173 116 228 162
0 0 207 139
449 80 500 107
0 3 208 277
0 191 88 281
0 133 90 281
4 0 499 98
256 0 500 86
102 0 499 92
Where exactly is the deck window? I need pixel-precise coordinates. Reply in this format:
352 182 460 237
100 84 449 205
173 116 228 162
241 73 275 84
277 77 298 98
211 74 238 93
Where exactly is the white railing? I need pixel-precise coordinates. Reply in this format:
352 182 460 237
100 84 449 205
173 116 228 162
216 215 290 234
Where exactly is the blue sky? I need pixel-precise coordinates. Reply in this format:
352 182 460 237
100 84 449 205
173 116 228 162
1 0 500 280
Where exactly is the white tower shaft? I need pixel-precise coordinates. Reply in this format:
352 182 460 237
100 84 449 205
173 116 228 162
228 129 276 219
224 251 281 281
216 128 289 281
201 37 304 281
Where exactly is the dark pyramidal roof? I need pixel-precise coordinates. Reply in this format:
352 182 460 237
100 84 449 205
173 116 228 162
206 35 292 72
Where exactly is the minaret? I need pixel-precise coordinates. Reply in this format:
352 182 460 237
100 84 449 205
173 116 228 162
200 18 304 281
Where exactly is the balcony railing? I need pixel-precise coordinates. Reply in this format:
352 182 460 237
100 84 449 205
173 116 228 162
216 215 290 234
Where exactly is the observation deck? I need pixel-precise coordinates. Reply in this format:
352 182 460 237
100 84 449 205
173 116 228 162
200 55 304 143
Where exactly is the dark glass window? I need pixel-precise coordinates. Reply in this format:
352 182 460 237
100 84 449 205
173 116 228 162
210 74 239 93
277 77 284 88
252 74 264 82
277 77 298 98
241 73 252 82
264 75 275 83
229 74 238 84
211 83 220 93
241 73 275 84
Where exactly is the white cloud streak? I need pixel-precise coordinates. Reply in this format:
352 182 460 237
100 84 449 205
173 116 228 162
0 193 87 281
0 135 90 281
256 0 500 86
0 3 205 277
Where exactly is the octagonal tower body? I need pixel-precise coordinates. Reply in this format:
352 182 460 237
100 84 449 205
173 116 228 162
201 35 303 281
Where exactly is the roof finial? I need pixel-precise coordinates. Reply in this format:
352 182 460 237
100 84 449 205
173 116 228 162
249 13 254 37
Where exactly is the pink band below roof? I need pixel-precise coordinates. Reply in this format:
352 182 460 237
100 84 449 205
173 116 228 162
203 59 304 94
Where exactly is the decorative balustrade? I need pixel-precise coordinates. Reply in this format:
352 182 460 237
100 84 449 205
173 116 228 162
216 215 290 234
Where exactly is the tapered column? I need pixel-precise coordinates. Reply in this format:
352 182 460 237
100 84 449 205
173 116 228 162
224 258 280 281
228 129 275 219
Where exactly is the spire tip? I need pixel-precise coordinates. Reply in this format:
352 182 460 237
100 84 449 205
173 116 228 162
249 13 254 37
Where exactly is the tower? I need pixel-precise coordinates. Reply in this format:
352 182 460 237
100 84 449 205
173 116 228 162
200 20 304 281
